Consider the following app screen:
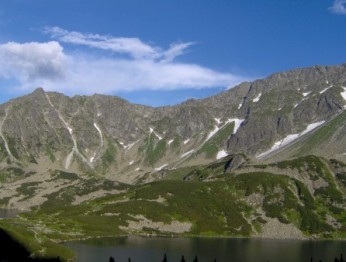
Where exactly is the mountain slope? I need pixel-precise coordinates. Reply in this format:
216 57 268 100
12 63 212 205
259 110 346 162
0 64 345 183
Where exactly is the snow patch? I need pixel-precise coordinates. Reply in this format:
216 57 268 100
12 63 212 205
135 167 140 171
228 118 245 134
319 87 331 94
216 150 228 160
94 123 104 148
168 139 174 145
302 91 311 97
183 139 190 145
205 118 244 143
65 151 74 169
154 164 168 171
149 127 162 140
238 102 243 109
301 121 325 135
341 87 346 101
129 160 134 165
154 132 162 140
0 109 16 160
214 118 221 125
90 152 96 163
124 140 139 151
253 93 262 103
206 126 220 141
45 93 91 169
181 149 194 158
257 121 325 159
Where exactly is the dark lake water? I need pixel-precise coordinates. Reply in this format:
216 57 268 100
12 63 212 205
66 236 346 262
0 208 21 218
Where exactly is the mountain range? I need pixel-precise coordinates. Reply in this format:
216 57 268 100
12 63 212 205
1 63 346 182
0 63 346 261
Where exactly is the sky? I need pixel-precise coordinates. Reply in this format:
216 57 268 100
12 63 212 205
0 0 345 106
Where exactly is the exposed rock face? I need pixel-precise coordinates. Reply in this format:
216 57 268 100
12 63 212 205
224 154 246 172
0 64 346 180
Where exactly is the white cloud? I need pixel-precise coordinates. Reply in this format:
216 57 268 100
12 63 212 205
0 41 67 81
16 55 245 95
44 26 194 62
329 0 346 15
0 27 248 96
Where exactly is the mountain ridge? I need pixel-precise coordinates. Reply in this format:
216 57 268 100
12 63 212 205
0 63 345 183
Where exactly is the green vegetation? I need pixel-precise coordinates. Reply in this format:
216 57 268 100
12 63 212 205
45 145 56 162
294 111 346 156
101 138 117 166
16 182 40 200
0 167 26 183
0 221 75 261
141 134 167 166
0 154 345 260
197 121 235 158
5 134 20 159
170 136 181 151
51 170 79 180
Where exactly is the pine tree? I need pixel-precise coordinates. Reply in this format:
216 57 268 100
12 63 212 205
193 255 198 262
181 255 185 262
162 253 168 262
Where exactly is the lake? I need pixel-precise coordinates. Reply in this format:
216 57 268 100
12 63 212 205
66 236 346 262
0 208 22 219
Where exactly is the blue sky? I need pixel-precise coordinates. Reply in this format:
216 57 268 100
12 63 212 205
0 0 345 106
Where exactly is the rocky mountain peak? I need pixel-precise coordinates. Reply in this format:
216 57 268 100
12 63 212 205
0 63 345 182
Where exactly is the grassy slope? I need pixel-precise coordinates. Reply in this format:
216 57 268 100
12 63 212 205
0 155 345 260
264 111 346 162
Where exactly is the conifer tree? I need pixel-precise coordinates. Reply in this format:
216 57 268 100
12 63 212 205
162 253 168 262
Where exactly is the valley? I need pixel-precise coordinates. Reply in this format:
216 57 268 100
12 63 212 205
0 64 346 261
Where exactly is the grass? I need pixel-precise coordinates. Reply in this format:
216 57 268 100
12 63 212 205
294 111 346 156
141 134 167 166
197 122 235 159
0 221 75 261
1 154 345 260
45 145 56 162
16 182 40 200
101 138 117 167
5 134 20 159
0 167 26 183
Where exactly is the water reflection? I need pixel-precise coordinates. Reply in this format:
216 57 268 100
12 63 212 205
66 236 346 262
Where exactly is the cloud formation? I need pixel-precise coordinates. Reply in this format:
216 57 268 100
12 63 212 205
44 26 194 62
0 41 67 81
0 27 248 96
329 0 346 15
